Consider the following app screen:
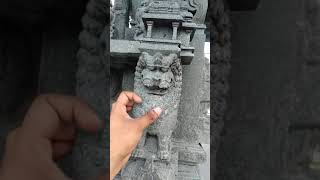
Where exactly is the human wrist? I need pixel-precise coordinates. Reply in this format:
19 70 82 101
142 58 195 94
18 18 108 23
110 151 122 179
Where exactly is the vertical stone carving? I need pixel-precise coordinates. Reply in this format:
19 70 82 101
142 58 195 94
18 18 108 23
132 52 182 160
112 0 129 39
119 51 182 179
110 3 115 39
131 0 149 38
188 0 209 24
210 0 232 179
75 0 109 179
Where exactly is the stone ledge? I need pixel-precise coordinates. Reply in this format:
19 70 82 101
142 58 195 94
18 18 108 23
142 13 184 21
110 39 141 58
110 39 194 65
131 139 206 164
173 140 207 164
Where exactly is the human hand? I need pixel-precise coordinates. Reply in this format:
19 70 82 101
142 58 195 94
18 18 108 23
110 91 162 179
0 94 103 180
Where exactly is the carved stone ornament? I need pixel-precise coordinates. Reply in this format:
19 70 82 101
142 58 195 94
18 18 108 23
110 3 115 38
108 0 208 179
132 52 182 161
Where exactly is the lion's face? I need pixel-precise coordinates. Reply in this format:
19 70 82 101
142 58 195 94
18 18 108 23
133 51 182 118
138 52 178 95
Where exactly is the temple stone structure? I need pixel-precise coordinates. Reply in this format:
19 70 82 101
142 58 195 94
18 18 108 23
109 0 209 179
3 0 320 180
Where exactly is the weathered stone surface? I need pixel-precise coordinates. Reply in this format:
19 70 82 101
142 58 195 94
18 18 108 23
74 0 110 179
131 52 182 166
4 0 320 179
110 0 208 179
215 0 320 180
205 0 232 178
0 0 209 179
174 29 206 143
200 57 210 144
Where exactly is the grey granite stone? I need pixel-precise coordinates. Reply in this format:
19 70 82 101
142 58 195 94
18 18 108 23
131 52 182 162
109 0 208 179
74 0 109 179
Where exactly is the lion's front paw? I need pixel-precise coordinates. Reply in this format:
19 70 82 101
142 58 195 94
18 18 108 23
157 150 170 161
132 148 145 158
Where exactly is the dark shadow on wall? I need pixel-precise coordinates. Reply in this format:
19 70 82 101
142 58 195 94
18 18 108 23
216 0 320 179
0 0 90 177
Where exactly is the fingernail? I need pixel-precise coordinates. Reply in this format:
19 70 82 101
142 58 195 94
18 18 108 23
153 107 162 116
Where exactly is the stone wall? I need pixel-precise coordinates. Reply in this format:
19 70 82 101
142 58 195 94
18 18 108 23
110 0 210 179
3 0 320 179
216 0 320 179
285 0 320 179
0 19 42 162
209 0 232 178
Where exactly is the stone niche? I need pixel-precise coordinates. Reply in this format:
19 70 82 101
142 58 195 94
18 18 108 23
109 0 209 179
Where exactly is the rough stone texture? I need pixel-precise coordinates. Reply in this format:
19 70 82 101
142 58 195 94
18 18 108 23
199 57 210 144
216 0 300 178
75 0 110 179
5 0 315 179
174 28 206 144
214 0 320 180
121 52 182 179
0 0 208 179
208 0 232 178
110 0 209 179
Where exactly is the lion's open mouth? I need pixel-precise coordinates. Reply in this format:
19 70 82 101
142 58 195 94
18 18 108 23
145 87 168 95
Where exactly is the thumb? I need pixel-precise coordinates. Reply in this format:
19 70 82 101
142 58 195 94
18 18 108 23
135 107 162 131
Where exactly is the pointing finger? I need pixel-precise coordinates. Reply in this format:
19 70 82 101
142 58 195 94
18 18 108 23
116 91 142 106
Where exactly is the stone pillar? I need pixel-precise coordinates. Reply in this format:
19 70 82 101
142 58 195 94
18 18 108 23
74 0 109 179
185 29 193 46
113 0 129 39
175 28 206 143
172 22 180 40
146 21 154 38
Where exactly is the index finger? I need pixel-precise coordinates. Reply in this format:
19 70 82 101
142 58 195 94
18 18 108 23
116 91 142 106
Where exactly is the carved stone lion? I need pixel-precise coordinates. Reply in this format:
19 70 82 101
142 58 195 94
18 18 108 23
132 51 182 161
